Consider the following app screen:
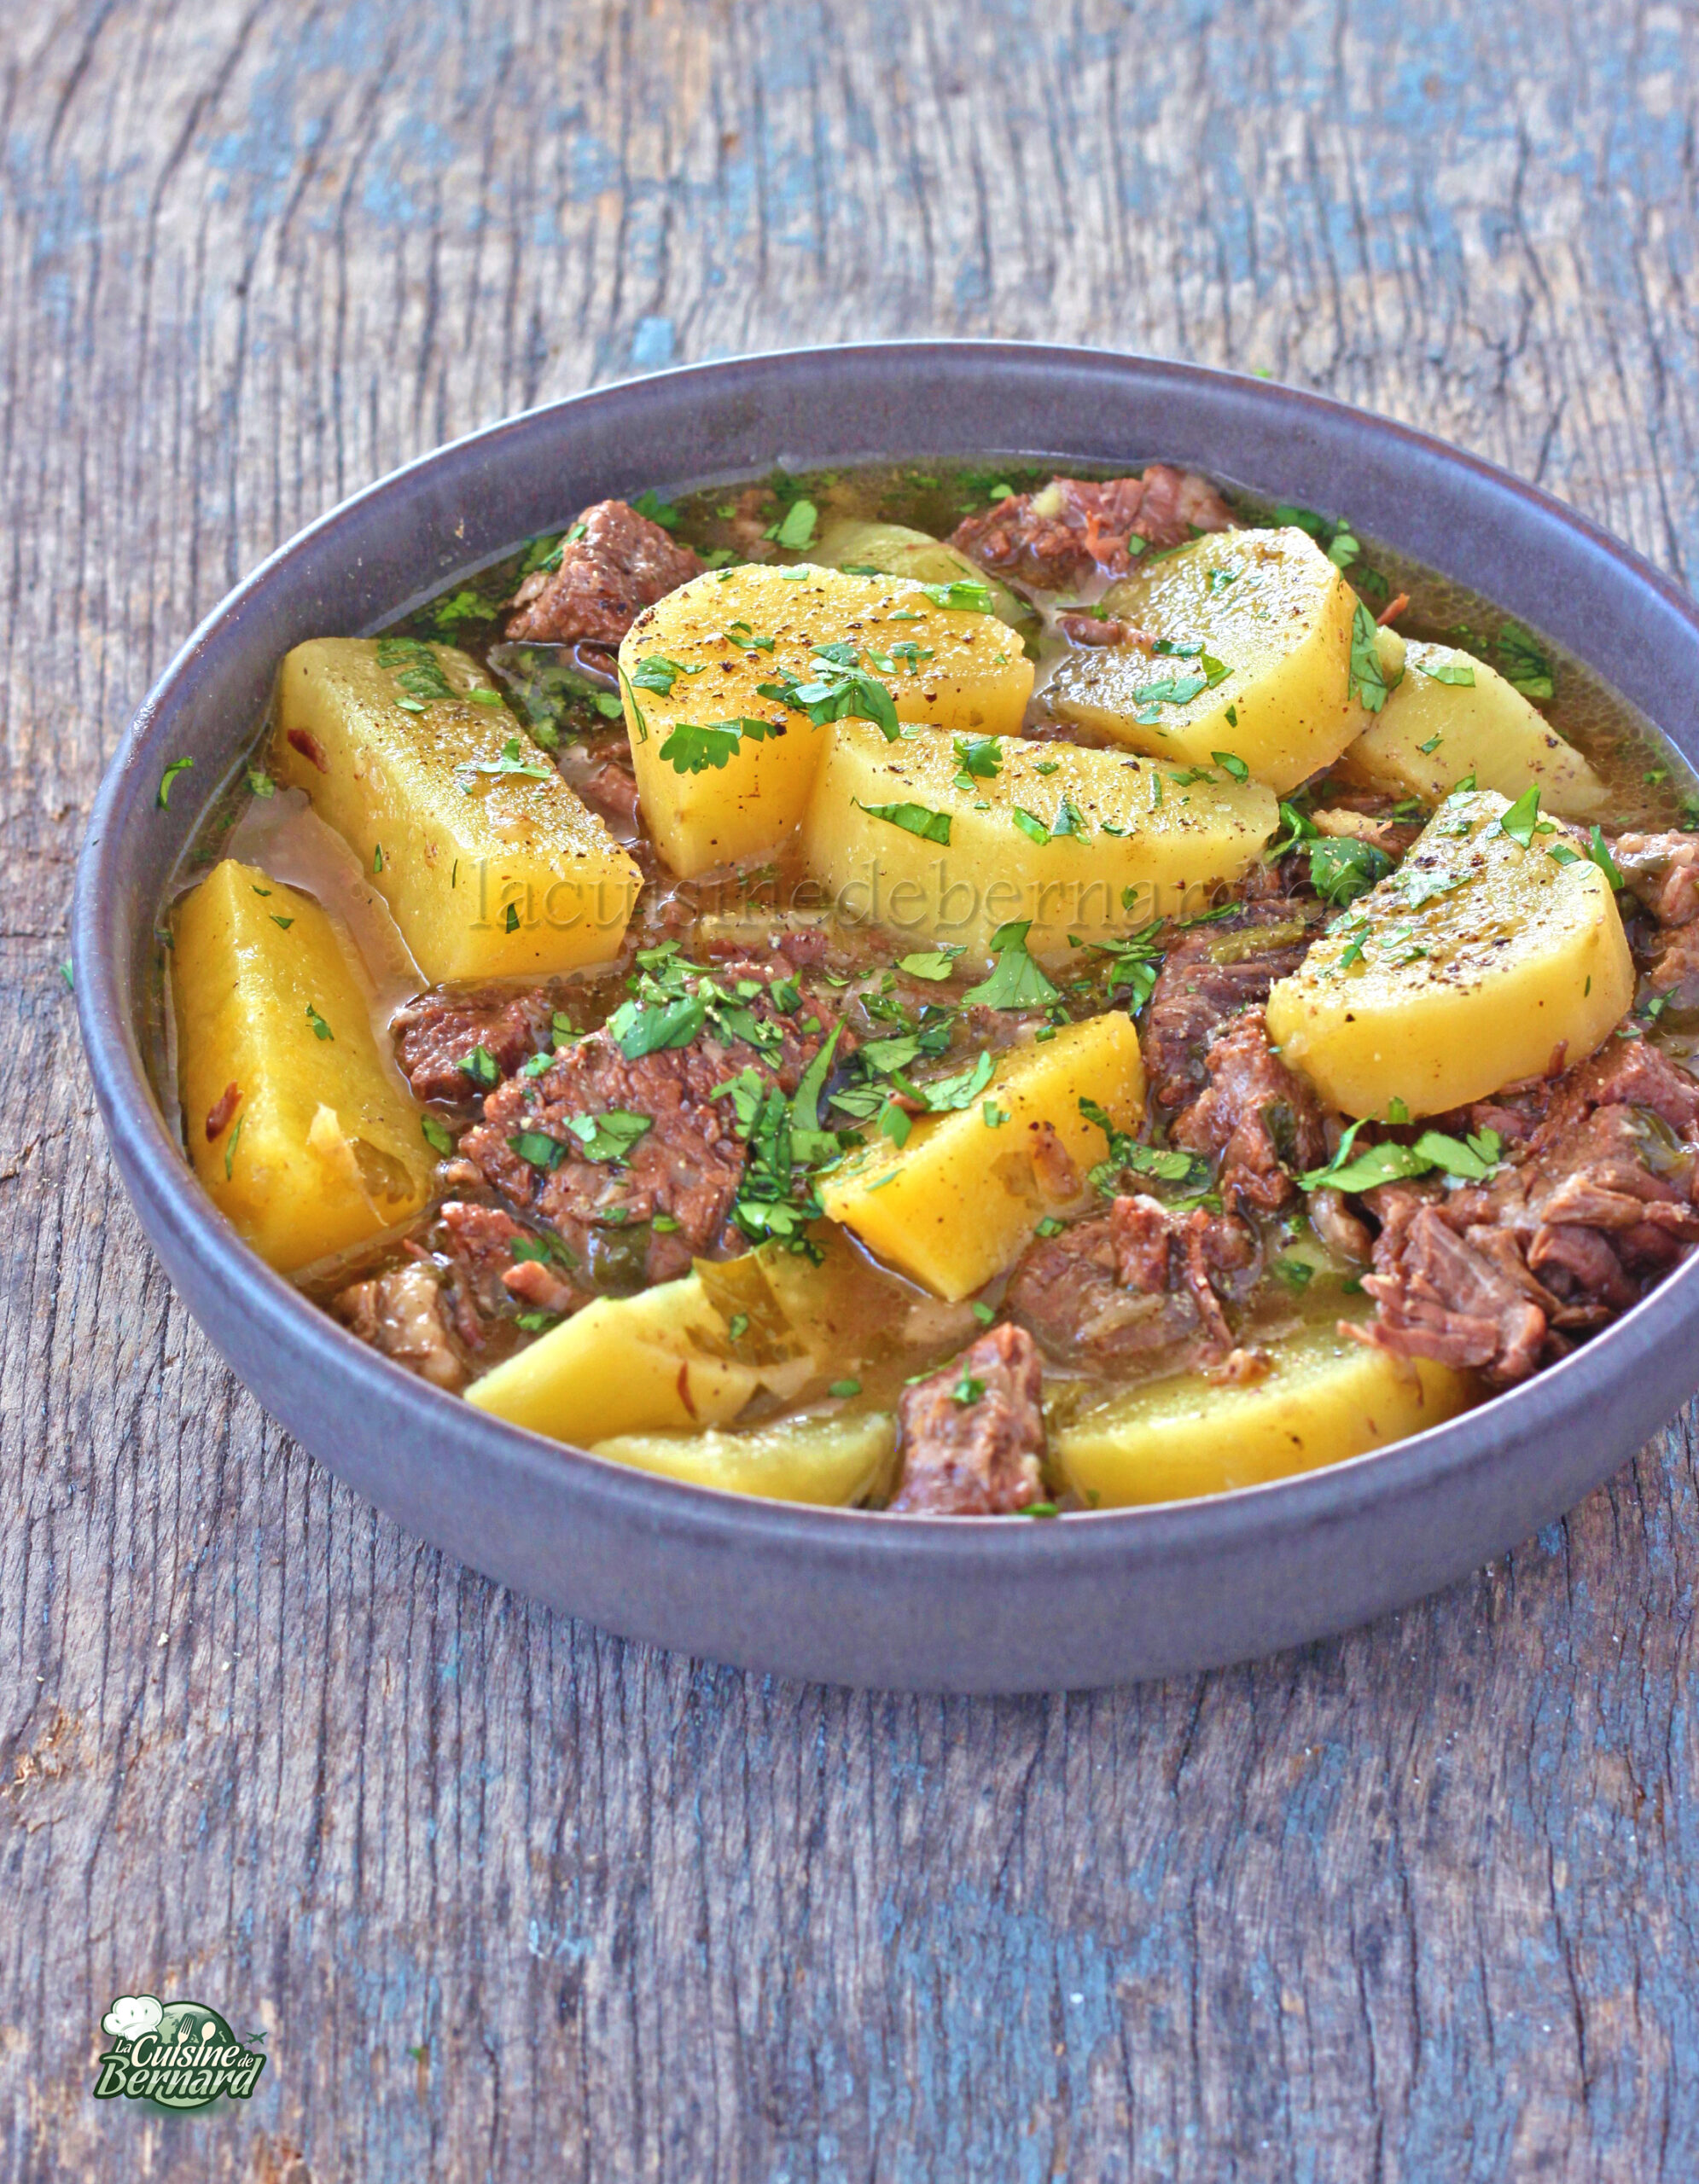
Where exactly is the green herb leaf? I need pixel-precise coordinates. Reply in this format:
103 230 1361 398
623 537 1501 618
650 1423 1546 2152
773 498 817 549
509 1130 569 1171
920 1049 995 1112
919 578 994 614
422 1114 456 1157
1588 826 1625 889
224 1111 245 1179
898 948 963 981
1211 750 1250 781
157 757 194 809
247 768 276 799
1496 785 1542 849
951 734 1003 782
1309 835 1394 906
1010 807 1050 845
660 717 775 774
1413 653 1476 687
566 1110 654 1164
606 994 708 1059
305 1003 334 1042
632 487 678 530
1348 601 1390 713
963 921 1061 1009
854 798 951 845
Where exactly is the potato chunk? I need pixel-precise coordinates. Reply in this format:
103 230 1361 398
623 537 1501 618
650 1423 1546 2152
800 719 1276 957
466 1252 817 1445
172 858 433 1273
274 636 640 983
1056 1316 1471 1506
810 516 1031 636
591 1410 896 1506
1046 527 1390 793
1266 788 1635 1118
617 564 1035 877
1336 638 1606 816
817 1012 1145 1299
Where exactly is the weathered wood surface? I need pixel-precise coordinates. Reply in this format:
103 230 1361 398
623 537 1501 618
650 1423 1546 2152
4 0 1699 2175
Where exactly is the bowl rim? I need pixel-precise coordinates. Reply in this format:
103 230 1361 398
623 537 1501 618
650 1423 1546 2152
72 336 1699 1581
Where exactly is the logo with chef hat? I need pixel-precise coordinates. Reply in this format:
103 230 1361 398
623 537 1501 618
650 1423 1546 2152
93 1995 266 2111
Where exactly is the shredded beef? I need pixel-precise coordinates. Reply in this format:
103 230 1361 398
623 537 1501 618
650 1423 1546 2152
1354 1041 1699 1383
1007 1194 1255 1368
437 1200 586 1339
1610 831 1699 928
336 1263 465 1391
951 468 1236 591
889 1325 1046 1515
1143 903 1319 1110
456 956 848 1283
393 985 555 1105
1170 1015 1329 1212
503 499 704 647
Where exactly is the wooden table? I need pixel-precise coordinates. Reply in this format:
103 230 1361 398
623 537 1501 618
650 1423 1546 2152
5 3 1697 2175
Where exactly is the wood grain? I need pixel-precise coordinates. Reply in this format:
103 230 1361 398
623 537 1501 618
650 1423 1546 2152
5 0 1699 2175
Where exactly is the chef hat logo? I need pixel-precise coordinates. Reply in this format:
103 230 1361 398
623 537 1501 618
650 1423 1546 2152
101 1995 164 2042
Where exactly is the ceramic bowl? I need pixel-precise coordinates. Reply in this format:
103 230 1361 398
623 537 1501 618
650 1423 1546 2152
73 343 1699 1690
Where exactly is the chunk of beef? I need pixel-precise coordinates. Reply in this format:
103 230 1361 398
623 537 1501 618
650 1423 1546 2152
1357 1199 1550 1381
1007 1194 1255 1368
457 956 848 1283
436 1199 587 1345
1171 1014 1330 1212
1056 610 1150 648
503 498 704 647
1143 903 1319 1110
1610 831 1699 928
1353 1040 1699 1384
951 468 1236 591
392 985 555 1106
889 1325 1046 1516
336 1263 465 1391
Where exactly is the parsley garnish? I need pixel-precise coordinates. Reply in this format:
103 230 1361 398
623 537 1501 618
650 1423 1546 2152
305 1003 333 1041
157 757 194 808
854 798 951 845
605 994 708 1058
919 578 994 613
457 1044 502 1089
1414 653 1475 686
898 948 964 981
1300 1122 1503 1194
566 1111 654 1164
1588 826 1624 889
422 1114 456 1157
632 488 678 530
659 717 776 774
224 1112 245 1180
1348 601 1390 713
963 921 1060 1009
629 655 706 697
456 736 555 791
1495 785 1543 849
759 645 901 739
952 734 1003 787
1309 836 1393 906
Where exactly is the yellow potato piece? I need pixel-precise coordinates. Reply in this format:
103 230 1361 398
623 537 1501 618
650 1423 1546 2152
817 1013 1145 1300
800 719 1276 957
1046 527 1383 793
466 1257 815 1445
1336 639 1606 816
809 516 1031 637
1266 788 1635 1118
618 563 1034 877
172 858 433 1274
591 1409 897 1507
274 637 640 983
1056 1316 1473 1506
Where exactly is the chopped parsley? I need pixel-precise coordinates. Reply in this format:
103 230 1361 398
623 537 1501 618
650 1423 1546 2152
659 717 776 773
629 654 707 697
1309 835 1394 907
1588 826 1625 889
605 993 708 1058
566 1111 654 1164
1300 1121 1503 1194
157 757 194 808
854 798 951 845
456 1044 502 1089
455 736 555 791
1414 653 1476 686
1347 601 1391 713
899 948 964 980
919 578 994 614
759 645 900 739
422 1114 456 1156
1211 751 1250 781
305 1003 334 1041
952 734 1003 787
963 921 1060 1010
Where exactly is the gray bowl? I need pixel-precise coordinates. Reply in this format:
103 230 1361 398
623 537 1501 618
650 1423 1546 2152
73 342 1699 1692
